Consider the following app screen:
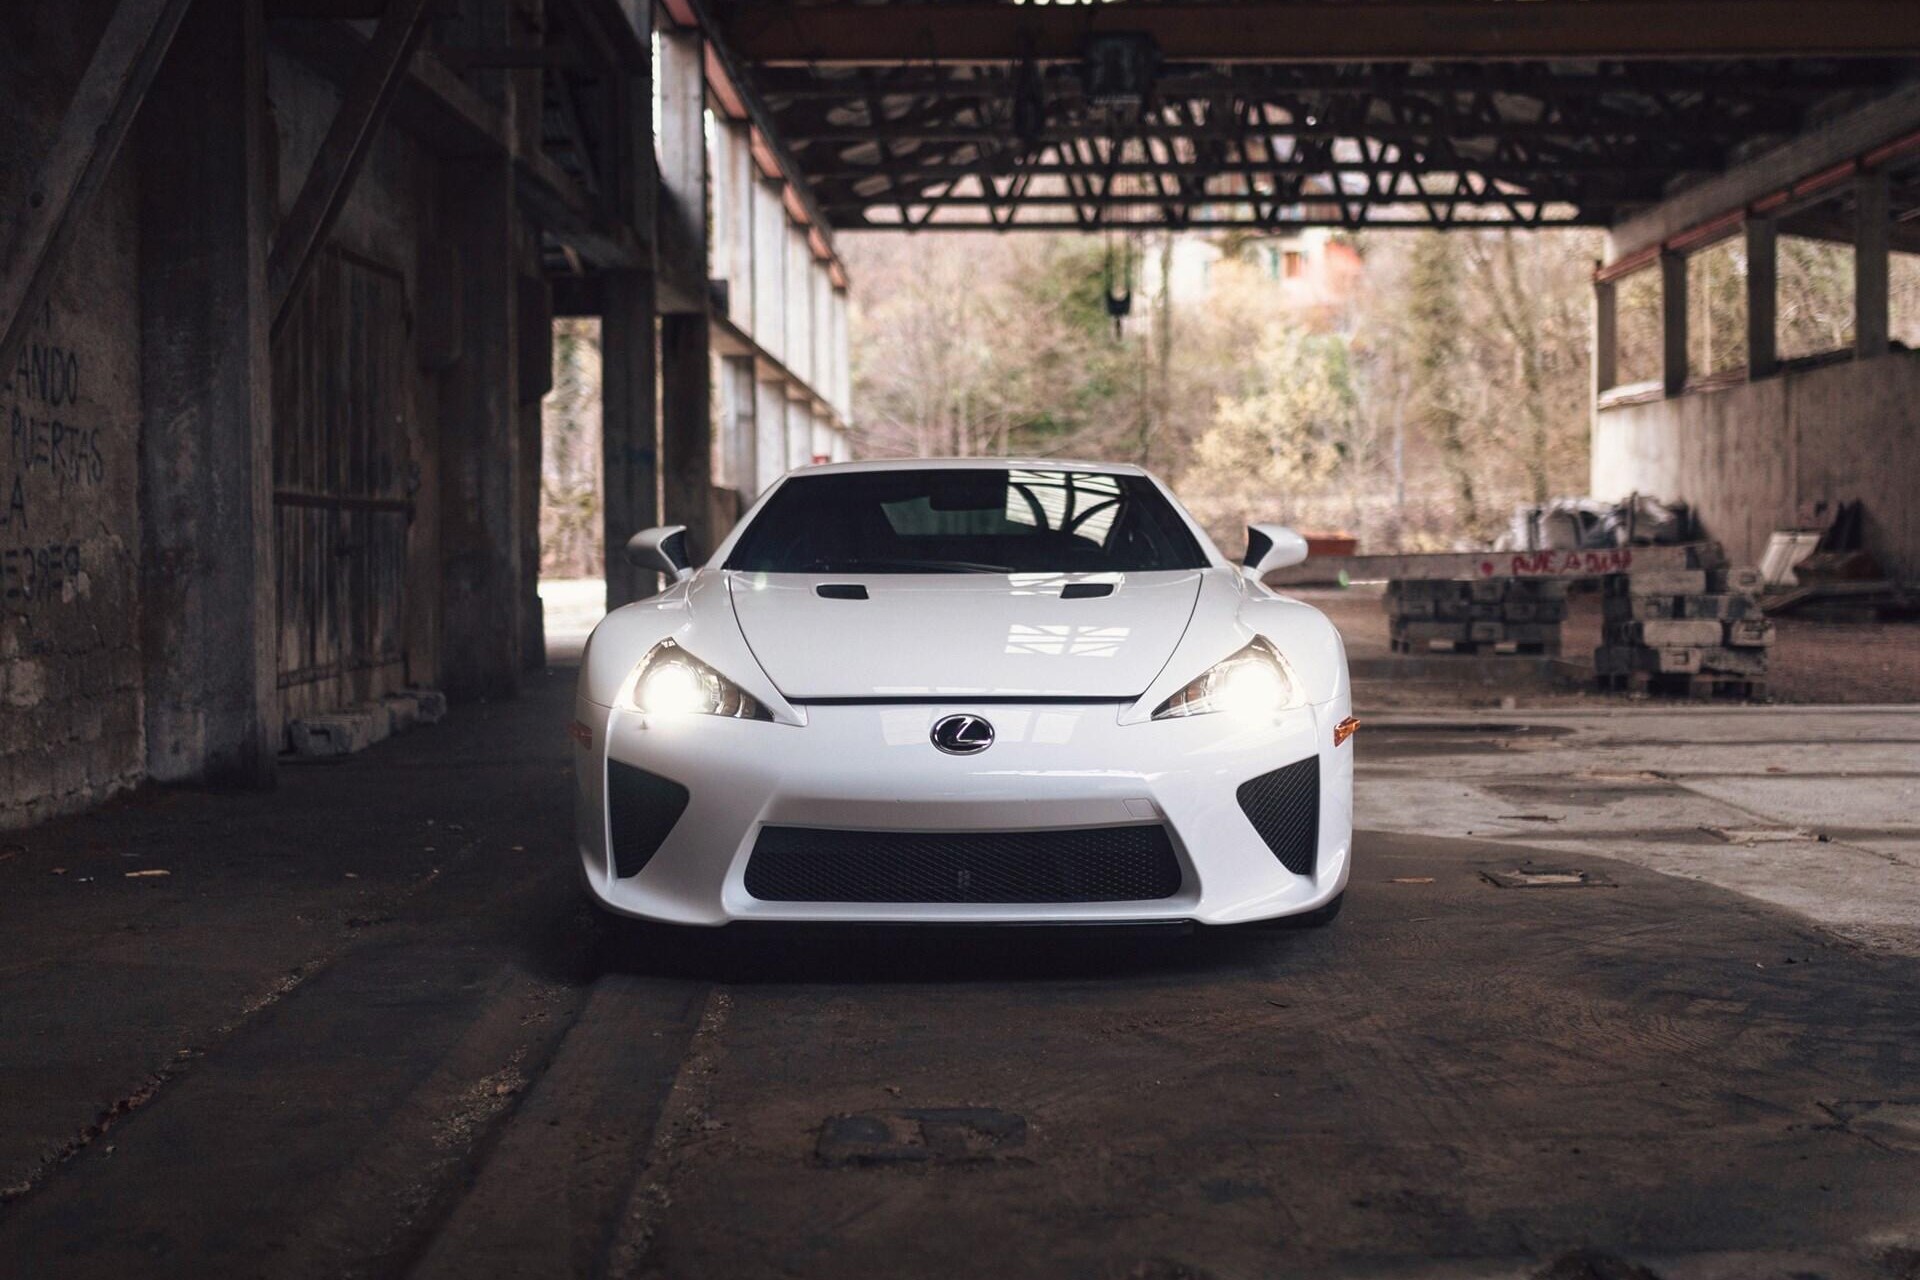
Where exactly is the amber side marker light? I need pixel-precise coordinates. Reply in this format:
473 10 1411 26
1334 716 1360 747
567 720 593 748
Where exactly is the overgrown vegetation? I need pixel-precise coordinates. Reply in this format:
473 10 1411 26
845 227 1602 551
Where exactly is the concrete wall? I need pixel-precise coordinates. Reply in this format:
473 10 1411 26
1 1 147 828
1593 351 1920 579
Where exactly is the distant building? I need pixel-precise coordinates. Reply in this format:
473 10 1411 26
1138 229 1363 328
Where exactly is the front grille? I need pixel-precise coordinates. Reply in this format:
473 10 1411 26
744 824 1184 904
1237 756 1320 876
606 761 690 879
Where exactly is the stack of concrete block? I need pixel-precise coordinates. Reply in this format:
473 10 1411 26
1594 567 1771 698
1385 578 1567 655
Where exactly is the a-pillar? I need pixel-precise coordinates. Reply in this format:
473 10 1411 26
1856 169 1891 360
1660 248 1689 398
1746 216 1777 378
137 0 278 785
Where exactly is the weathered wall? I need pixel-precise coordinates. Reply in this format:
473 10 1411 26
1593 351 1920 578
1 2 146 829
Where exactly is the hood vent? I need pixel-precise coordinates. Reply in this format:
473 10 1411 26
815 583 869 600
1060 582 1115 599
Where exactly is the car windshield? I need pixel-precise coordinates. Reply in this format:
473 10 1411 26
725 468 1209 574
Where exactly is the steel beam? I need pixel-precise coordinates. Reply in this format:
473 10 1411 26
723 3 1920 66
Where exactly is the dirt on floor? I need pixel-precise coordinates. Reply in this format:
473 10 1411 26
1301 583 1920 706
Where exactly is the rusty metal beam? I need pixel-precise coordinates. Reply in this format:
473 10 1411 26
0 0 193 385
268 0 434 335
725 2 1920 66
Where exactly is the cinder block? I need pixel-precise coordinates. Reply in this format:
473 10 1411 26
1468 579 1505 603
1707 566 1764 595
1392 621 1470 644
1606 570 1707 598
1680 594 1761 621
1647 647 1702 674
1468 602 1503 621
1507 578 1570 602
1603 595 1672 623
410 689 448 723
288 712 375 757
1503 602 1538 622
1468 621 1504 642
381 692 421 732
1699 646 1767 676
1626 619 1724 648
1725 619 1777 648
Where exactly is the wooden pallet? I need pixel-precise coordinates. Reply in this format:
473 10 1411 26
1596 670 1768 700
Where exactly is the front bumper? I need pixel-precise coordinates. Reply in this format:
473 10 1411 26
572 695 1353 926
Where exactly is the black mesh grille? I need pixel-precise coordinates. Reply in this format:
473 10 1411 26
607 761 690 879
744 825 1184 903
1236 756 1320 876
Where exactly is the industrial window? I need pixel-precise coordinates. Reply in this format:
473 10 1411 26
1776 189 1858 362
1687 237 1749 378
1613 263 1662 387
1894 250 1920 351
1777 234 1855 361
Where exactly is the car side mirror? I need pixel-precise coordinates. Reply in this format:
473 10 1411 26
1243 524 1309 577
626 525 694 582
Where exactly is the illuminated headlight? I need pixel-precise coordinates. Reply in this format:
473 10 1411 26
1152 638 1300 721
624 640 771 720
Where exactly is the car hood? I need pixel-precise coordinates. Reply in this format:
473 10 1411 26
725 570 1208 699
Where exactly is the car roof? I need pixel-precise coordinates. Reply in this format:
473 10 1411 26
789 457 1150 478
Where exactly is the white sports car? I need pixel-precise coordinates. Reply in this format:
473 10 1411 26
572 460 1355 928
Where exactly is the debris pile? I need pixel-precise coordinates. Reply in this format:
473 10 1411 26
1594 563 1771 698
1385 578 1567 655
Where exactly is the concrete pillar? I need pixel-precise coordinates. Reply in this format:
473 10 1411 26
437 153 524 700
717 122 755 330
721 355 757 494
831 284 851 420
661 314 715 560
786 224 813 387
656 28 704 268
137 0 278 786
1660 249 1688 397
753 176 786 361
787 396 815 470
1591 276 1618 397
518 276 550 671
1746 216 1778 378
754 373 787 492
603 271 659 607
1856 169 1891 360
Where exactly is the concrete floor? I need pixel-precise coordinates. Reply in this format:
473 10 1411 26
2 647 1919 1278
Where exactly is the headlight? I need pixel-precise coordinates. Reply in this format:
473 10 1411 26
1152 638 1299 721
624 640 771 720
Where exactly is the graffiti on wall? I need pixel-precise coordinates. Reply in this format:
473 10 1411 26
2 303 103 604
